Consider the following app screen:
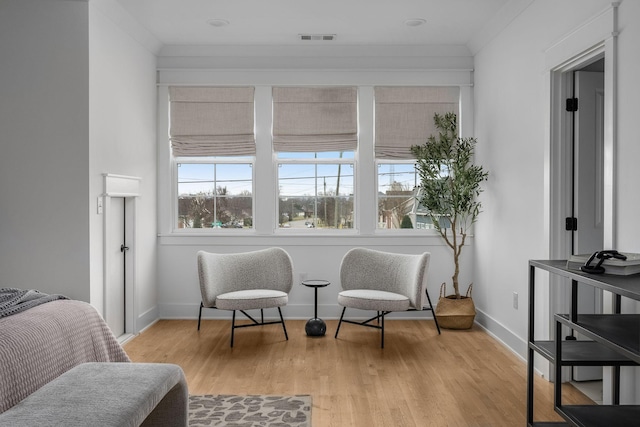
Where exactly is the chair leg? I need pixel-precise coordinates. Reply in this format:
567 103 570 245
334 307 346 339
261 308 264 324
381 312 385 348
425 288 441 335
197 302 203 331
277 307 288 341
230 310 236 348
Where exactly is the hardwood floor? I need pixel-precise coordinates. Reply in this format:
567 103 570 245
123 318 593 426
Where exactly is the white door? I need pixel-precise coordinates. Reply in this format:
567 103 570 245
572 70 605 381
106 197 126 337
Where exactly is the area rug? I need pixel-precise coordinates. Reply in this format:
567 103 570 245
189 394 312 427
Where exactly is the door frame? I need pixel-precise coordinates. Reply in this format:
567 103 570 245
103 174 141 336
544 3 618 395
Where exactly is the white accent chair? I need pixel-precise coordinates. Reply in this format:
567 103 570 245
197 248 294 347
334 248 440 348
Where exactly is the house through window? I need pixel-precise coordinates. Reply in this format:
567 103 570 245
374 86 460 230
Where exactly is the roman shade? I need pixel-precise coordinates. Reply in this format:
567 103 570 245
169 86 255 157
374 86 460 159
272 87 357 152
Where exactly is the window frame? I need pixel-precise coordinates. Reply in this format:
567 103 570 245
375 159 422 233
173 156 256 233
275 155 357 234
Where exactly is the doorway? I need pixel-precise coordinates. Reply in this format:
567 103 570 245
546 2 618 404
103 174 140 340
105 197 126 337
570 62 605 383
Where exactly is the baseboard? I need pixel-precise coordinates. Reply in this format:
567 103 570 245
136 305 159 333
474 308 527 362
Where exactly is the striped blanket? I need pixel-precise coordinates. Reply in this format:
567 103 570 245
0 288 68 318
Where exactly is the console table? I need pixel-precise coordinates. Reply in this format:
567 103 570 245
527 259 640 427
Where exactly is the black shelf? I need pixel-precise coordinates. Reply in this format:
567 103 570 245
531 340 637 366
556 405 640 427
529 260 640 301
555 314 640 363
528 260 640 427
529 423 569 427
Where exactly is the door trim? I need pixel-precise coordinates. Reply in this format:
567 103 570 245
544 3 618 398
103 174 141 336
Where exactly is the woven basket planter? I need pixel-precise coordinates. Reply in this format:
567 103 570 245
435 283 476 330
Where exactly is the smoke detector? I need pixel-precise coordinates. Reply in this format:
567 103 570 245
299 34 336 41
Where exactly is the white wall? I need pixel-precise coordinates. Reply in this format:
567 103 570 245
88 0 159 328
155 51 477 321
473 0 640 360
0 0 159 331
0 0 91 300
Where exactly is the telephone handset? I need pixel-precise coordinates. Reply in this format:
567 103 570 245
580 250 627 274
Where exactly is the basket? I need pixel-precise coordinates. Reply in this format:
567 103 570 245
434 283 476 330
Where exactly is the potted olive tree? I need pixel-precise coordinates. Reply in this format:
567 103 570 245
411 112 488 329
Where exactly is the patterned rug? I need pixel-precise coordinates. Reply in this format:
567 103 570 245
189 394 312 427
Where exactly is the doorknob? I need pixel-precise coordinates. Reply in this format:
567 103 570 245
120 244 129 252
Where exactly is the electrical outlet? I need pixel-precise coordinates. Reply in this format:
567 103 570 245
513 292 518 309
97 197 103 215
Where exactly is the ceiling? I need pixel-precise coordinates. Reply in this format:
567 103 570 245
113 0 513 48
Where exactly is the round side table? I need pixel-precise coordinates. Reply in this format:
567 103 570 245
300 279 330 336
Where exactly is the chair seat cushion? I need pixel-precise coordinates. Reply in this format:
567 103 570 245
215 290 288 311
338 289 410 312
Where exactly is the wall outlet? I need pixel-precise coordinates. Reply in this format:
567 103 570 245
513 292 518 309
97 197 103 215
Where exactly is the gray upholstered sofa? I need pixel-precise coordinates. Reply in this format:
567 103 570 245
0 297 188 426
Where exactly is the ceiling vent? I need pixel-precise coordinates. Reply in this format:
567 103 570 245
299 34 336 41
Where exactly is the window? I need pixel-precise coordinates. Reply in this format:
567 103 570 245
278 153 355 229
169 86 255 230
377 163 418 229
177 161 253 229
273 87 358 230
374 86 460 230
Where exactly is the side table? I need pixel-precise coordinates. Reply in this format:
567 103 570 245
300 279 330 336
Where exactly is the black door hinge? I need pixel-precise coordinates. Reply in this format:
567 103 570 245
566 98 578 112
565 217 578 231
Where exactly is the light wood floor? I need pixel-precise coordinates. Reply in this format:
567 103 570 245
123 318 593 427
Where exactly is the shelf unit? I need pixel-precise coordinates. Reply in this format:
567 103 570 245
527 260 640 427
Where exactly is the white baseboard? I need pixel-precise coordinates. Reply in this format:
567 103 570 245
474 308 527 362
136 305 159 333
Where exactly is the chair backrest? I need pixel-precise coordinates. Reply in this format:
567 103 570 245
340 248 430 309
197 248 293 307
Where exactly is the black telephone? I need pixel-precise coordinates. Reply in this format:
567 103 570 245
580 250 627 274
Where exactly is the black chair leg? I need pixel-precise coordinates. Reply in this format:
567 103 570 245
197 302 203 331
381 312 385 348
230 310 236 348
278 307 288 341
425 288 441 335
335 307 346 339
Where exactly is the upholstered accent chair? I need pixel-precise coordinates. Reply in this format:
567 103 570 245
197 248 294 347
334 248 440 348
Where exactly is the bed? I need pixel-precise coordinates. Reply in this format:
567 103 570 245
0 299 130 413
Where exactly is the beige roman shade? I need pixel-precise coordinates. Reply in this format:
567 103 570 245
374 86 460 159
169 86 255 157
272 87 357 152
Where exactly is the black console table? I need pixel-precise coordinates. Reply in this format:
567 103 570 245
527 259 640 427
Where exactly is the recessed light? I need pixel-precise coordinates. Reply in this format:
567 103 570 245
404 18 426 27
207 19 230 28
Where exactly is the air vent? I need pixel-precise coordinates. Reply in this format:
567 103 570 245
299 34 336 41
